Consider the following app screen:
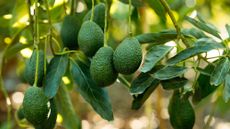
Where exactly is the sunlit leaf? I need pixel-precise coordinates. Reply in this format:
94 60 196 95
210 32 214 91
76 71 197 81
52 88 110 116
185 16 221 39
4 43 32 58
119 0 143 7
224 74 230 102
225 24 230 37
141 45 173 73
210 57 230 86
70 59 114 121
145 0 166 22
44 55 69 98
167 43 224 65
161 77 188 90
153 66 187 80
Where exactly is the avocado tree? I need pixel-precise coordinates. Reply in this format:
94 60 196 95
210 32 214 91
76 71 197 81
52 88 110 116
0 0 230 129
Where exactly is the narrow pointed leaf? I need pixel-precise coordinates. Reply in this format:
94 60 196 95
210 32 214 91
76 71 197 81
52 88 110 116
167 43 224 65
44 55 69 98
130 72 158 94
161 77 188 90
225 24 230 37
224 74 230 102
141 45 173 73
132 80 160 110
70 59 113 121
185 16 221 39
210 57 230 86
135 30 178 44
153 66 187 80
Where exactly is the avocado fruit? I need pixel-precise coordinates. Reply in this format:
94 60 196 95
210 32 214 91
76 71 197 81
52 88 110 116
78 21 104 57
113 37 142 74
24 49 45 86
22 87 49 126
90 47 118 86
168 91 195 129
60 15 81 50
83 3 105 30
17 106 25 120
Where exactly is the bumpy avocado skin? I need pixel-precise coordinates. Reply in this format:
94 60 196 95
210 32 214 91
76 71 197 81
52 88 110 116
113 37 142 74
24 50 45 86
90 47 118 86
61 15 81 50
78 21 104 57
83 3 105 30
23 87 49 126
168 91 195 129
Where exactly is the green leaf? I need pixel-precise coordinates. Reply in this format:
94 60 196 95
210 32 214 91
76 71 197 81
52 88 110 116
192 63 218 104
161 77 188 90
55 85 81 129
225 24 230 37
141 45 173 73
49 0 56 7
210 57 230 86
185 16 221 39
119 0 143 7
167 43 224 65
130 72 159 94
182 28 209 39
135 30 178 44
145 0 166 22
44 55 69 98
153 66 187 80
224 74 230 102
70 59 114 121
132 80 160 110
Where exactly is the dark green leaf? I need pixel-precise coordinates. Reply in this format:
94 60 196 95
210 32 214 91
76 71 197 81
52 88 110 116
135 30 178 44
196 67 212 76
55 85 81 129
161 77 188 90
70 59 114 121
119 0 143 7
210 57 230 86
153 66 187 80
224 74 230 102
182 28 209 39
145 0 166 22
44 55 69 98
225 24 230 37
132 80 160 110
130 72 159 94
141 45 173 73
167 43 224 65
192 63 218 104
185 16 221 39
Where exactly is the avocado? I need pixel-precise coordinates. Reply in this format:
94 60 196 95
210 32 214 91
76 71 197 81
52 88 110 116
113 37 142 74
90 47 118 86
83 3 105 30
24 49 45 86
17 106 25 120
168 91 195 129
60 15 81 50
78 21 104 57
22 87 49 126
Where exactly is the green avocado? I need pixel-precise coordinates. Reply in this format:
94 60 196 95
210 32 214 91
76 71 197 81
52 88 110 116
60 15 81 50
83 3 105 30
168 91 195 129
78 21 104 57
90 47 118 86
24 49 45 86
113 37 142 74
22 87 49 126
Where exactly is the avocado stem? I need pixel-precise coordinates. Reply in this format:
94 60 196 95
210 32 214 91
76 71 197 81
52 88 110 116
128 0 132 37
104 0 108 47
90 0 95 21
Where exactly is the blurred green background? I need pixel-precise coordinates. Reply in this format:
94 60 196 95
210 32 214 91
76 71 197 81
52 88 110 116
0 0 230 129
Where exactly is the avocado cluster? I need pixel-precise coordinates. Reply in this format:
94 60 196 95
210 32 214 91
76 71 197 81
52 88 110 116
90 37 142 87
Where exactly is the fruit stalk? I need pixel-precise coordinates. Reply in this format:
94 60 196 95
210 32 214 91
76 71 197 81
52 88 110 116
104 0 108 46
90 0 95 21
128 0 132 36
